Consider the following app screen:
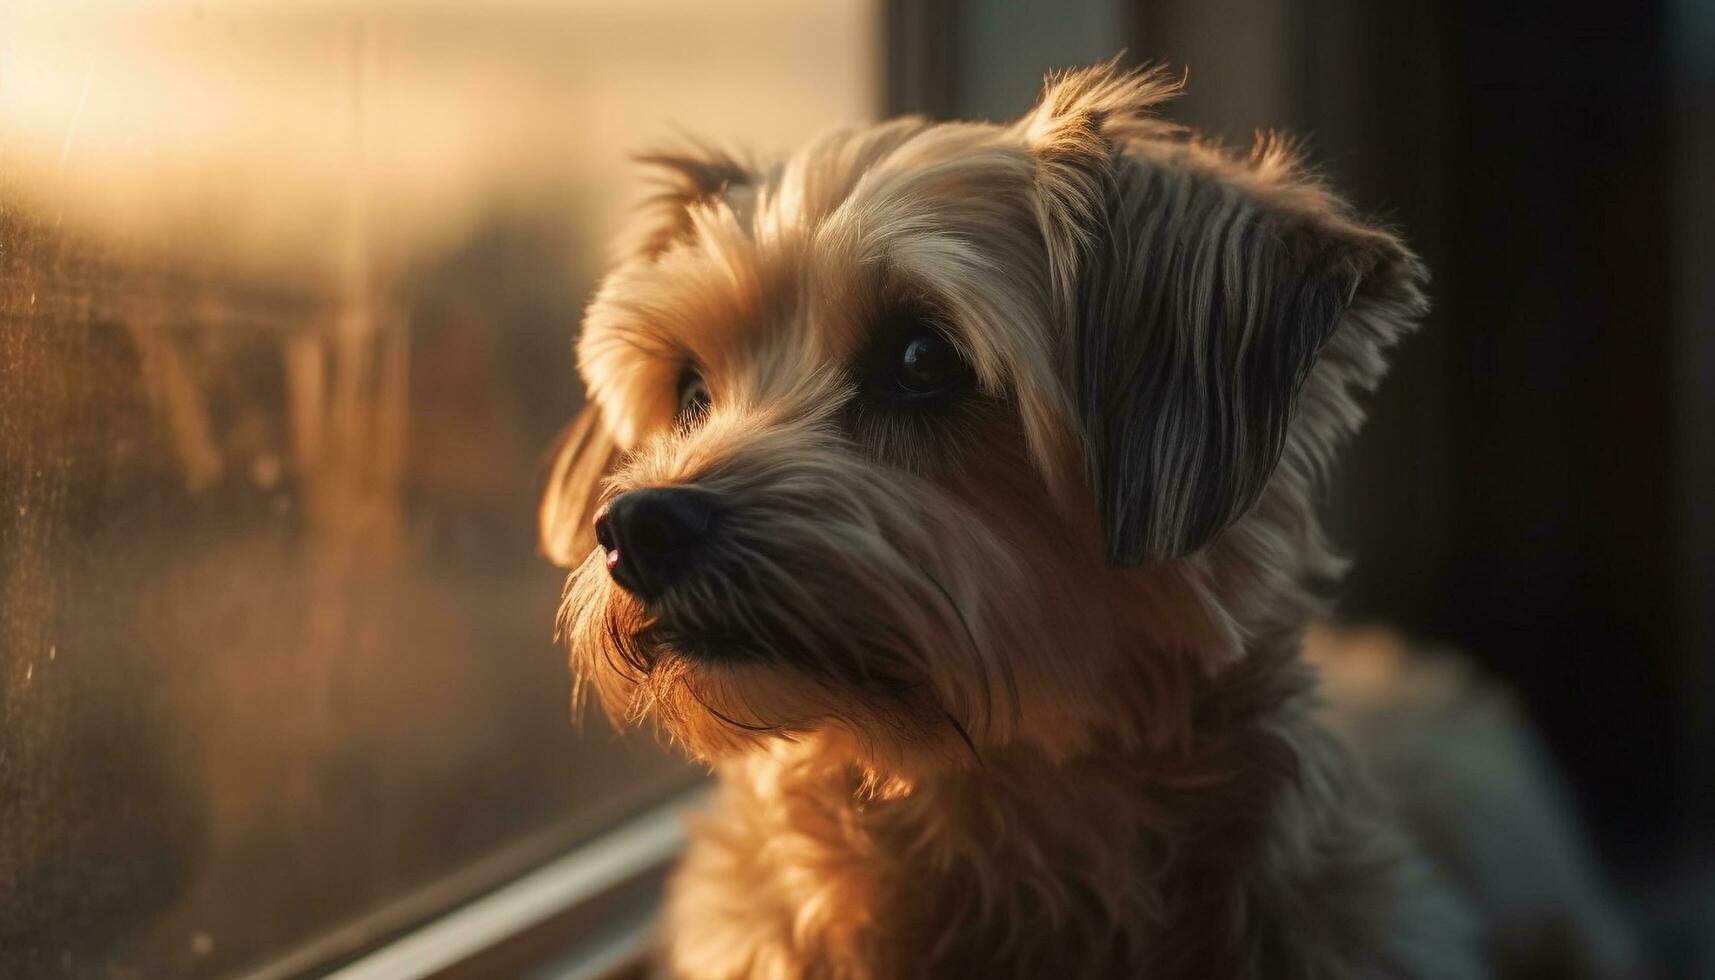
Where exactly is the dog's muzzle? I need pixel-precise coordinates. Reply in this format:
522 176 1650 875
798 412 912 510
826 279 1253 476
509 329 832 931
594 487 717 599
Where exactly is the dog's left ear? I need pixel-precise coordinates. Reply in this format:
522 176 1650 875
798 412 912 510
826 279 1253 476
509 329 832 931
1022 64 1428 565
625 146 755 259
539 400 619 568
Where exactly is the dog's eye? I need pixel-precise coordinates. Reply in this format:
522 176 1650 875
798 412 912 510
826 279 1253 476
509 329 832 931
899 334 960 391
676 366 711 428
875 328 972 402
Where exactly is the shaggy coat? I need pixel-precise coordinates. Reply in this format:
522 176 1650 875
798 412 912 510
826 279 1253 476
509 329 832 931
542 63 1479 979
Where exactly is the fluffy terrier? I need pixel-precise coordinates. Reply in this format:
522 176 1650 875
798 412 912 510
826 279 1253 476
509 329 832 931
541 63 1479 978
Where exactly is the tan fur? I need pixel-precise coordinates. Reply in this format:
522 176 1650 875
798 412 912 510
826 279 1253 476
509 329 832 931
543 62 1478 978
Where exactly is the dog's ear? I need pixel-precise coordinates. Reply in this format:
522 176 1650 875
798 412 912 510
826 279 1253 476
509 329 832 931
539 400 619 568
625 146 755 259
1022 63 1426 565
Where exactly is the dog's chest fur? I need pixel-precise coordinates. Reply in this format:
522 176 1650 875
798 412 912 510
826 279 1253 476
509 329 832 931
660 647 1476 980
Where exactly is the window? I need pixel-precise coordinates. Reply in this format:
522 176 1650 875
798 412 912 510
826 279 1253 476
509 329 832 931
0 2 876 976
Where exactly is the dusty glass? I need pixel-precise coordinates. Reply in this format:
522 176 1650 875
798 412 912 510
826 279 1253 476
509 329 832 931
0 2 876 976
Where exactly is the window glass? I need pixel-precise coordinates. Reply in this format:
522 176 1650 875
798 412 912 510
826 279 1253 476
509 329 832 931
0 3 876 976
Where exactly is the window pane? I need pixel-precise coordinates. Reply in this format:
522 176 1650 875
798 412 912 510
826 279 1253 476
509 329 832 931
0 3 876 977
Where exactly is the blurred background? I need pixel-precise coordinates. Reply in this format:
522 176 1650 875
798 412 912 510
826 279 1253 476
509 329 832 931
1 0 1709 977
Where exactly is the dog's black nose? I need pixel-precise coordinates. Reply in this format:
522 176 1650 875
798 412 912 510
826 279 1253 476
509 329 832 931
594 487 714 598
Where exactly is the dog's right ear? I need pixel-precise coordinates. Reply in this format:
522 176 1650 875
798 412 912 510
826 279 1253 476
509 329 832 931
625 146 755 259
539 400 619 568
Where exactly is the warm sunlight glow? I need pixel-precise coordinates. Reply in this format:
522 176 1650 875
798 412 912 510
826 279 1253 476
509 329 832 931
0 0 877 281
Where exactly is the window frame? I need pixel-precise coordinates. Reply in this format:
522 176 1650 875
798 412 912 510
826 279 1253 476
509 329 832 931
231 781 707 980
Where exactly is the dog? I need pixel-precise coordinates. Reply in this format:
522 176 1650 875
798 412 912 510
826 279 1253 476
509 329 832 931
539 61 1482 979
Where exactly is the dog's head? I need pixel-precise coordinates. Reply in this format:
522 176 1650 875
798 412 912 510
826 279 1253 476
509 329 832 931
542 63 1425 779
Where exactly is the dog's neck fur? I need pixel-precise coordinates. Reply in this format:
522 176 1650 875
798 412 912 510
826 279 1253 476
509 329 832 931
664 589 1455 979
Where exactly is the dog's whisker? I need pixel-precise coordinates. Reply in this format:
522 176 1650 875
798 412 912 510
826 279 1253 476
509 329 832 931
684 673 783 735
943 709 983 765
919 566 1012 741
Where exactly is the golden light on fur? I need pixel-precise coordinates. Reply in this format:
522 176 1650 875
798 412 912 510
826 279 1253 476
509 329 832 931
541 61 1479 978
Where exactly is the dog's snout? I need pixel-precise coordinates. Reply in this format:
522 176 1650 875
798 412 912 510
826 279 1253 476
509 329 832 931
596 487 715 598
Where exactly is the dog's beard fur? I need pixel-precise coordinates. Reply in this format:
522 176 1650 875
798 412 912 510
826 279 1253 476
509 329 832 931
543 62 1471 978
558 396 1222 782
